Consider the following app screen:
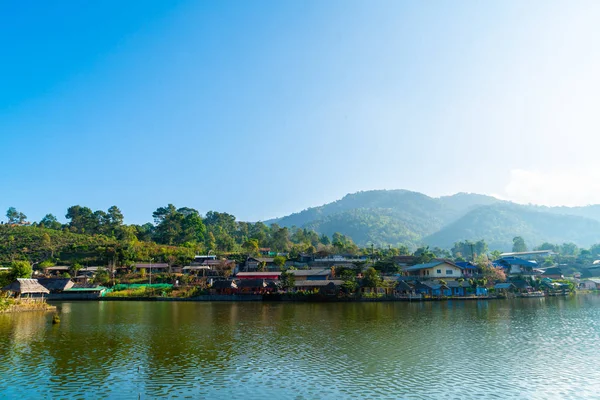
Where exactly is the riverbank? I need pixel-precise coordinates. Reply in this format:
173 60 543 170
0 298 56 313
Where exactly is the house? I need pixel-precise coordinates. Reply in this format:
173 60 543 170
580 279 600 290
391 255 417 267
414 281 449 297
403 261 463 279
511 280 533 292
2 279 50 297
37 278 74 293
43 266 70 277
237 279 268 294
244 257 276 272
581 265 600 278
134 263 170 273
494 282 517 293
445 280 473 296
291 268 332 280
495 257 540 277
210 280 238 295
454 261 481 278
293 280 343 295
393 281 414 296
540 267 563 280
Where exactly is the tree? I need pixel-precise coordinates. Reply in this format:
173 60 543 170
6 207 27 225
279 270 295 291
512 236 527 253
9 261 32 279
273 255 287 269
39 214 62 230
362 267 382 288
414 246 435 264
242 239 259 255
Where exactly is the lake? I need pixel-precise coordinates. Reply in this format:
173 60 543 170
1 296 600 399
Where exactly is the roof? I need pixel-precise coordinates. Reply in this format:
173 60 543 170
395 281 413 291
497 257 537 267
541 267 563 275
37 278 74 291
294 280 343 287
248 257 275 263
455 262 479 270
417 281 448 290
404 261 459 271
495 283 516 290
236 272 282 278
500 250 555 257
445 280 471 288
291 269 331 277
2 279 50 294
511 280 532 289
43 266 70 271
134 263 169 269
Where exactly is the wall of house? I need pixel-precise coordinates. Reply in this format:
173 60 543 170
427 264 463 278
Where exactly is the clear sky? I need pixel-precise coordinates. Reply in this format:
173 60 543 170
2 0 600 224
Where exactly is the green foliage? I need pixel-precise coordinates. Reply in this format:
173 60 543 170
6 207 27 225
451 240 488 260
10 261 32 279
512 236 527 253
273 256 287 268
279 270 295 290
362 267 382 288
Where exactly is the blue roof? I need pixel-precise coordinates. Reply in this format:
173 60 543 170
497 257 537 267
455 261 478 270
494 283 515 289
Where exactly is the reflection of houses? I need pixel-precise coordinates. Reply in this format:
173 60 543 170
2 279 50 298
404 261 463 279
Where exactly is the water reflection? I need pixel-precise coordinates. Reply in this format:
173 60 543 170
1 297 600 398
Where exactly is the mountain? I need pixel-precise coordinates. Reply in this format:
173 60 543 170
268 190 600 250
424 203 600 251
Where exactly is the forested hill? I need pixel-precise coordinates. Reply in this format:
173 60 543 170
268 190 600 250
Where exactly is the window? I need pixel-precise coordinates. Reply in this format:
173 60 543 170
436 269 442 274
446 270 453 275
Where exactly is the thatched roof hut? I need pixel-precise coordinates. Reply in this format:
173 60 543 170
2 279 50 294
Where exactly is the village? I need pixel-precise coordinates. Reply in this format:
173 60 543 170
2 248 590 306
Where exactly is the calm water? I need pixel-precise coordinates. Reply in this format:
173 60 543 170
1 297 600 399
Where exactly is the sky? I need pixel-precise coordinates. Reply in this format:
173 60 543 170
2 0 600 224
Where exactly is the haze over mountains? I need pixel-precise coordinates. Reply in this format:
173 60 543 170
267 190 600 251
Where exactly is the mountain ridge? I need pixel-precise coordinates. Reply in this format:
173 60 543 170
266 190 600 250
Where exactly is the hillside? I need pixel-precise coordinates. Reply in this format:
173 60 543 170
424 204 600 251
268 190 600 250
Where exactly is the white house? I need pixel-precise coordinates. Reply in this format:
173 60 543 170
403 261 463 279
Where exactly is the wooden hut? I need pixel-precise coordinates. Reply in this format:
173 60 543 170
2 279 50 298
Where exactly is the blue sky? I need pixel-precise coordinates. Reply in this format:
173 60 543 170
2 1 600 224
